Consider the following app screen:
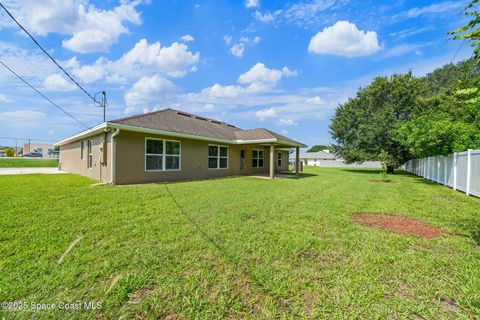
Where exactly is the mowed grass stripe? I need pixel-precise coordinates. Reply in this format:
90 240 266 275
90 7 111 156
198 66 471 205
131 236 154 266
0 168 478 319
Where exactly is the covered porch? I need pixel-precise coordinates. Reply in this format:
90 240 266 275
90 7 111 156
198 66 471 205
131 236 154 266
256 142 303 180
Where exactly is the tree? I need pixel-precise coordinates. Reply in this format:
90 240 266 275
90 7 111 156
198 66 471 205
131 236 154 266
3 147 15 157
394 83 480 158
330 73 423 173
306 145 330 152
449 1 480 62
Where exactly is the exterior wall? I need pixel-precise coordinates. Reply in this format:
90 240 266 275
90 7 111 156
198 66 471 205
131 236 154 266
114 131 279 184
276 151 289 172
23 143 58 158
59 133 112 183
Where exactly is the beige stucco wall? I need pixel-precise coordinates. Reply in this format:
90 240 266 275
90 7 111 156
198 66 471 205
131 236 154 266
59 132 111 183
59 130 291 184
114 130 290 185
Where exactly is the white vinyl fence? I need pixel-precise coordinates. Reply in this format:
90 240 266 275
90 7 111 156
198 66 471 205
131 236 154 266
404 149 480 198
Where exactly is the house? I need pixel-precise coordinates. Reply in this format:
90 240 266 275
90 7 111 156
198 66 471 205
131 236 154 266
23 143 59 158
290 150 382 168
297 150 336 166
55 109 306 184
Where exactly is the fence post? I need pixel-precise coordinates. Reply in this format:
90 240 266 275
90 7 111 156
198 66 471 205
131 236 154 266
437 157 440 183
453 152 457 191
443 156 447 186
466 149 472 196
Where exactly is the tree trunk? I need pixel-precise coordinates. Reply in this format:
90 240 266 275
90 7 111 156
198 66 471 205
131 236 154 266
386 165 395 174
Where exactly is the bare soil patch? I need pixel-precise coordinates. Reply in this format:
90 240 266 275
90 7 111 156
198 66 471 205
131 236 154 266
369 179 397 183
352 213 444 239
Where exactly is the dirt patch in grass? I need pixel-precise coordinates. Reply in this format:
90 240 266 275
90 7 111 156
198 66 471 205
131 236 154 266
369 179 397 183
352 213 444 239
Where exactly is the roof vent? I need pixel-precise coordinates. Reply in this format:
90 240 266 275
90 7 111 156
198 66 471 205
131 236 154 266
195 116 208 121
227 124 236 128
177 111 192 117
210 120 222 124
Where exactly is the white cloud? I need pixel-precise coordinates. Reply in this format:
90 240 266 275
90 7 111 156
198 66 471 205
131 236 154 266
72 62 105 83
229 43 245 58
255 107 277 121
308 21 380 57
253 11 274 23
305 96 324 105
398 1 464 19
228 36 262 58
381 44 424 59
277 117 298 127
281 66 298 77
245 0 260 9
0 1 143 53
0 93 11 102
124 74 176 113
43 73 77 91
201 84 242 98
252 0 343 28
238 63 297 91
180 34 195 42
224 35 233 45
0 110 46 121
204 103 215 111
72 39 200 83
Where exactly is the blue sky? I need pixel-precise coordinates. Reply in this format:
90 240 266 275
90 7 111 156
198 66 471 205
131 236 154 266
0 0 473 148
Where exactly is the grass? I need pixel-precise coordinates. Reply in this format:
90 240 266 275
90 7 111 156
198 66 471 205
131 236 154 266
0 167 479 319
0 158 59 168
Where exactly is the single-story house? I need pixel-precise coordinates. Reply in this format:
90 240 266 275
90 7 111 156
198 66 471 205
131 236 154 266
56 108 306 184
296 151 336 166
22 143 59 158
290 150 382 168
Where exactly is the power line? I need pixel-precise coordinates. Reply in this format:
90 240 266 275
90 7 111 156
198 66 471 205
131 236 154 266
0 60 88 128
0 2 96 102
450 39 467 64
0 136 56 142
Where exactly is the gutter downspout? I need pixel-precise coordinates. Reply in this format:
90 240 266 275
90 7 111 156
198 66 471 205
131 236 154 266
109 128 121 185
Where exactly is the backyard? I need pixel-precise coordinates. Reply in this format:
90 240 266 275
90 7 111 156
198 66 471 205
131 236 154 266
0 167 479 319
0 158 59 167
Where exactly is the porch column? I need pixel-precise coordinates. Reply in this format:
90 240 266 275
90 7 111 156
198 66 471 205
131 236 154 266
295 147 300 175
269 143 275 179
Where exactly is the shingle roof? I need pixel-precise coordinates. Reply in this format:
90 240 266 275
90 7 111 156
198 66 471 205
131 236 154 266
298 151 336 160
111 108 304 146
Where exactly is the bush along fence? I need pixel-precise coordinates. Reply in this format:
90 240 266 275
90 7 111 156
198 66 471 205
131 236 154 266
404 149 480 198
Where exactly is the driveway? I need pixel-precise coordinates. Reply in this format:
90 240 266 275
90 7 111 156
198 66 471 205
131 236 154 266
0 168 65 175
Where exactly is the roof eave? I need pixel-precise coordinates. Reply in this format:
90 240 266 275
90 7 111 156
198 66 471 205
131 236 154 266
54 122 108 146
55 122 306 147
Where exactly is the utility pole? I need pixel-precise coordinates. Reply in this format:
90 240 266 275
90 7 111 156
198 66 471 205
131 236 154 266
28 139 31 154
95 91 107 123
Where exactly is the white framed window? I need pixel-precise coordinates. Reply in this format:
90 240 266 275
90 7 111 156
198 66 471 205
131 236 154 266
208 145 229 169
277 152 282 167
145 138 181 172
252 149 264 168
80 141 85 159
87 140 93 169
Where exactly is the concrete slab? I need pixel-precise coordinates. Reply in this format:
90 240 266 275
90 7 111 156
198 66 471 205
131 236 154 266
0 168 66 175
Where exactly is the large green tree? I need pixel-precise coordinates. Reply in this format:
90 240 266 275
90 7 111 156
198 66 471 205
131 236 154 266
330 73 424 173
306 145 330 152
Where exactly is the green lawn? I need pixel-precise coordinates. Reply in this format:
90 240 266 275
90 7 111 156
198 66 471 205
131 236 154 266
0 168 479 319
0 158 59 167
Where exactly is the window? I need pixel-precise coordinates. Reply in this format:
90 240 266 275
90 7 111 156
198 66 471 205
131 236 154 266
208 145 229 169
277 152 282 167
252 149 264 168
87 140 93 169
145 138 181 171
240 150 245 170
80 141 85 159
